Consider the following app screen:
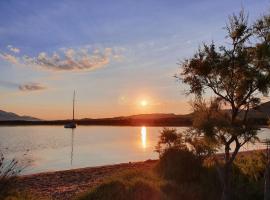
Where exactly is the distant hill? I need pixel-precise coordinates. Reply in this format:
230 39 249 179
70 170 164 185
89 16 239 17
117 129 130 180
253 101 270 118
219 101 270 125
78 113 193 126
0 112 192 126
0 110 40 121
82 113 192 120
1 101 270 126
123 113 188 119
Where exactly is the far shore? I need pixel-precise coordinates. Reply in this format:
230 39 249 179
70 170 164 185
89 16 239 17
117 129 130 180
0 118 193 127
0 118 268 127
15 149 266 200
0 112 268 127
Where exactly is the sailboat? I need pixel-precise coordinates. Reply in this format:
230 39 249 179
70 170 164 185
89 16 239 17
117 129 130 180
64 91 77 129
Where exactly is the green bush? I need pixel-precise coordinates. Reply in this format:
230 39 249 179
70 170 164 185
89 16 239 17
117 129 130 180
161 181 204 200
231 152 265 200
128 180 161 200
157 148 203 184
77 170 164 200
1 190 38 200
79 180 127 200
77 151 267 200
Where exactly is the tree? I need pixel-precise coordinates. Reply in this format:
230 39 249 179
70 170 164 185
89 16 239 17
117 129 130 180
176 10 270 200
155 128 208 184
155 128 185 156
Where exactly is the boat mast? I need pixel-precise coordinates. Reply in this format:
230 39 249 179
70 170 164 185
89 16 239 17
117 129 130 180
72 90 75 121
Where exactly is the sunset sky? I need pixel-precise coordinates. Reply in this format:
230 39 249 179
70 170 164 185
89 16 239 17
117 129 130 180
0 0 269 120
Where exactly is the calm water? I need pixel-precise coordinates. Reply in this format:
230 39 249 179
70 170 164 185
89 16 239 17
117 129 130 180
0 126 269 175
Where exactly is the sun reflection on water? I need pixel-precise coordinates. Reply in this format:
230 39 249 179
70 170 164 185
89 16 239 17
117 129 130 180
141 126 147 149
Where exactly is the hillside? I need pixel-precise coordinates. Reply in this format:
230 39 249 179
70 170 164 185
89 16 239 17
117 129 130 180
253 101 270 117
0 110 40 121
1 101 270 126
0 112 192 126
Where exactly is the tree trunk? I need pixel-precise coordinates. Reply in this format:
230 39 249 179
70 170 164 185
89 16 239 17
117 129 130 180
265 159 270 200
221 144 232 200
221 163 232 200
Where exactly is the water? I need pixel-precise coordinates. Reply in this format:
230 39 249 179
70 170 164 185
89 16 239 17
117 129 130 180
0 126 269 175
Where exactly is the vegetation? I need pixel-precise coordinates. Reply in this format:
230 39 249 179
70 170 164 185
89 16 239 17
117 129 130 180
79 128 267 200
0 151 32 200
175 9 270 200
77 170 165 200
156 128 221 200
157 128 267 199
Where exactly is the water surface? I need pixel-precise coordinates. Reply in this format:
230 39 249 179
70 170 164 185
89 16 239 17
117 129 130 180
0 126 269 175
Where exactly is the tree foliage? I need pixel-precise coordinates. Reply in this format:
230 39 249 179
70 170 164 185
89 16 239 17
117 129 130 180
176 10 270 200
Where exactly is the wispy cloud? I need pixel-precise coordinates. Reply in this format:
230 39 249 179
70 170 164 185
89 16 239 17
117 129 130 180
0 46 124 72
18 83 46 92
0 80 47 92
7 45 20 53
0 53 19 64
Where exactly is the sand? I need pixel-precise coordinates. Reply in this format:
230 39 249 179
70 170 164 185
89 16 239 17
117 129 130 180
16 160 157 200
15 149 266 200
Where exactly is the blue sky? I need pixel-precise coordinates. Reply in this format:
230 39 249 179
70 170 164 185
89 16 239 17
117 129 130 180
0 0 269 119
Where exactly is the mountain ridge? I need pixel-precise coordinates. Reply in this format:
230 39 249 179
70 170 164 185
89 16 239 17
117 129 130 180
1 100 270 125
0 110 40 121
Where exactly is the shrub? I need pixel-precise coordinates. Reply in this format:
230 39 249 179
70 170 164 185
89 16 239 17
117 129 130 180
1 190 37 200
161 181 203 200
77 169 164 200
155 128 186 156
128 180 161 200
157 147 203 184
79 180 127 200
0 151 30 199
231 152 265 200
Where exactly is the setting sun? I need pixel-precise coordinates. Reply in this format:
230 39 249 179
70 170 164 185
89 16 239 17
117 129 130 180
140 100 148 107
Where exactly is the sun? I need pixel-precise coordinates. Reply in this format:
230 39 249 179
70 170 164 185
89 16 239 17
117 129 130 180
140 100 148 107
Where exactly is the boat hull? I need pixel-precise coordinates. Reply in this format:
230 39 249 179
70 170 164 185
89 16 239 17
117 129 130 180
64 122 77 129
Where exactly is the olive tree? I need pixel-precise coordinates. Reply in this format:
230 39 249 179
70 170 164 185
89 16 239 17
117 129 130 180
176 11 270 200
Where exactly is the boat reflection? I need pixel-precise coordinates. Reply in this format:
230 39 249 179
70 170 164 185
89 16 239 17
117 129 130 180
70 128 74 166
141 126 147 149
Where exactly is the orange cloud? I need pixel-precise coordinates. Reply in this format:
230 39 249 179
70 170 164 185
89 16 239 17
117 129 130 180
18 83 46 92
1 46 124 72
0 53 19 64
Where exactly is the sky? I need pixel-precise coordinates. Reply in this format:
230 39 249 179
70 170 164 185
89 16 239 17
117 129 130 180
0 0 269 120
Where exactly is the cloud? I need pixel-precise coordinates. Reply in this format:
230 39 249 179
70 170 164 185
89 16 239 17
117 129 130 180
0 46 124 72
35 49 110 71
31 48 112 71
0 80 46 92
0 53 19 64
7 45 20 53
18 83 46 92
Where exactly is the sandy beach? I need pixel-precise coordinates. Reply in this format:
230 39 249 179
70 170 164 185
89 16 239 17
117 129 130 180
16 160 157 200
15 149 266 200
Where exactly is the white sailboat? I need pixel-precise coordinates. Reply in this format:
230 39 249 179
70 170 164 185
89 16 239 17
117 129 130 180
64 91 77 129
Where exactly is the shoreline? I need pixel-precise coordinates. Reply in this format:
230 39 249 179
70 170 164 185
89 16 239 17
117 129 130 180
0 116 192 127
15 149 266 200
16 160 157 200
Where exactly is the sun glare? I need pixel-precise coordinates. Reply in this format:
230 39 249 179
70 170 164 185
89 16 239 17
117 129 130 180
140 100 148 107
